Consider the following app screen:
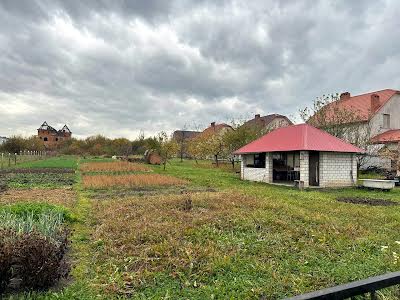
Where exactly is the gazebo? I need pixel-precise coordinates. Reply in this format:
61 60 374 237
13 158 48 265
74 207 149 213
234 124 363 188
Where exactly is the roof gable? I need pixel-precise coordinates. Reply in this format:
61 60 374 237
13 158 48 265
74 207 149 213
234 124 363 154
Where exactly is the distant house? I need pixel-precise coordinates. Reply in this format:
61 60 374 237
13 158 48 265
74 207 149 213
310 89 400 169
201 122 233 137
234 124 362 188
172 130 201 159
242 114 292 132
0 136 8 145
172 130 200 141
37 121 72 149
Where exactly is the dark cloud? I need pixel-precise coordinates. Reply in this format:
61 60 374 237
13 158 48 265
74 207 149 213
0 0 399 139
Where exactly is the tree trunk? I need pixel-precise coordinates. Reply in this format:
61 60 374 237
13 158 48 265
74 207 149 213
215 155 219 167
163 161 166 170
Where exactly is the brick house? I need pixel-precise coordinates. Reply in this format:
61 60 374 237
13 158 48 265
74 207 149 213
234 124 362 188
310 89 400 169
37 121 71 149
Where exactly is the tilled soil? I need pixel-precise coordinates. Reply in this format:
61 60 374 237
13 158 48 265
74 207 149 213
337 197 398 206
0 188 77 208
0 168 75 174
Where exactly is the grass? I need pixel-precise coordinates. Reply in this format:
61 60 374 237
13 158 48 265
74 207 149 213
82 173 188 189
14 156 78 169
1 157 400 299
80 161 151 172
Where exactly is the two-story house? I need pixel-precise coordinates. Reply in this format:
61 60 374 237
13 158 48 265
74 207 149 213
310 89 400 170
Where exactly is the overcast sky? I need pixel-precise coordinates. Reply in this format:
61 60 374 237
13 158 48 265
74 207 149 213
1 0 400 139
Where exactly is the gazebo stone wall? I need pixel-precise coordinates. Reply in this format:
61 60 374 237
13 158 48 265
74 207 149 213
240 153 272 183
319 152 357 187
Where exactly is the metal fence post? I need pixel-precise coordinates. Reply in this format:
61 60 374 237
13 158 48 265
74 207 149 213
8 153 11 167
14 153 17 165
1 153 3 169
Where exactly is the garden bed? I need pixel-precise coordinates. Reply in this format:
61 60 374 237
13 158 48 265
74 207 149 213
82 173 188 189
337 197 398 206
80 161 151 173
0 168 75 174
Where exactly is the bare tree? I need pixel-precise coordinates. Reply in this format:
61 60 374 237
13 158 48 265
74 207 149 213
300 93 377 169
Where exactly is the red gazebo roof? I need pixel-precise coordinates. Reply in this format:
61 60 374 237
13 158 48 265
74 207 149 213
234 124 363 154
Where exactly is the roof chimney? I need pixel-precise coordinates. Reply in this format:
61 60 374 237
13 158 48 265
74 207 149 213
371 94 380 112
340 92 351 101
255 114 260 120
211 122 216 128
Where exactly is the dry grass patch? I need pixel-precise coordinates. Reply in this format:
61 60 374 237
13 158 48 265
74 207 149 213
82 174 188 189
91 192 261 292
0 188 77 208
80 161 151 172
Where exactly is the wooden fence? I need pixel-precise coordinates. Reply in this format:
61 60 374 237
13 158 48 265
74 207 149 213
0 150 47 169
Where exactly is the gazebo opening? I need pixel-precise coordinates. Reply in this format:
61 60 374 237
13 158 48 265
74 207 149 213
272 151 300 184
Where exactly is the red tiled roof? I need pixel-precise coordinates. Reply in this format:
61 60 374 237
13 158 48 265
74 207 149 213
371 130 400 144
312 89 399 123
234 124 363 154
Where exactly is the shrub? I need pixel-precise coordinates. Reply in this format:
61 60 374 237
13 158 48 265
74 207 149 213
0 228 70 292
0 204 71 292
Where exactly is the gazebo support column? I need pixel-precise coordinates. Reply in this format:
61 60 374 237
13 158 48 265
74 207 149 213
265 153 273 183
300 151 309 188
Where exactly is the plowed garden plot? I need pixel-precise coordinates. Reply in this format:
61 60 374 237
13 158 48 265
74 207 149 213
0 168 74 174
337 197 398 206
80 161 151 173
82 174 188 189
1 173 75 189
0 188 77 208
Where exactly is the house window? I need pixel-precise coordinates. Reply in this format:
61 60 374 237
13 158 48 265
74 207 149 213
39 137 42 139
44 137 48 141
56 138 58 141
383 114 390 128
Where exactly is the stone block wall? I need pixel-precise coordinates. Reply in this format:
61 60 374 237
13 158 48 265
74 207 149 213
319 152 357 187
241 153 272 183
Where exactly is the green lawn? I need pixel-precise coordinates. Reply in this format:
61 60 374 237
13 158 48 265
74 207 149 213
2 157 400 299
13 155 78 169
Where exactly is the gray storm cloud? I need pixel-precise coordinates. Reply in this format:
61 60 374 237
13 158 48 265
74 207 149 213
1 0 399 139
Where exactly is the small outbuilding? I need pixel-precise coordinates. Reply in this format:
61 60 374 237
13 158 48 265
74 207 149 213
234 124 363 188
